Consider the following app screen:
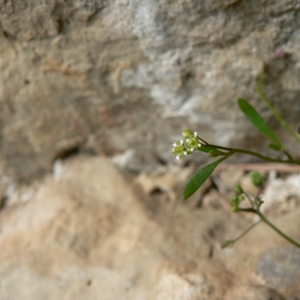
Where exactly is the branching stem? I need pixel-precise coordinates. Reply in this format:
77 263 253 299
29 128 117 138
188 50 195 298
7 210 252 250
204 143 300 165
257 211 300 248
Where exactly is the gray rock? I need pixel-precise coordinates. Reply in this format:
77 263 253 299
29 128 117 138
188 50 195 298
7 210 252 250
1 0 300 183
257 246 300 291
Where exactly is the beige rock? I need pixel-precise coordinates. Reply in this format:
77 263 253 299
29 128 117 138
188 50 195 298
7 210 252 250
262 173 300 213
135 165 193 201
0 156 299 299
216 169 244 192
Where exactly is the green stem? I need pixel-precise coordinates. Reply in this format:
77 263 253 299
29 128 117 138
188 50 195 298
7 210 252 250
257 211 300 248
221 221 260 249
231 221 261 243
206 143 300 165
283 149 294 162
244 192 254 207
257 72 300 145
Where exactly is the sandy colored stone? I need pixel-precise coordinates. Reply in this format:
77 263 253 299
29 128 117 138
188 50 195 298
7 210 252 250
216 169 244 192
0 156 299 299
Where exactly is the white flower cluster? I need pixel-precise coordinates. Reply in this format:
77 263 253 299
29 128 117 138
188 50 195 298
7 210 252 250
171 130 202 160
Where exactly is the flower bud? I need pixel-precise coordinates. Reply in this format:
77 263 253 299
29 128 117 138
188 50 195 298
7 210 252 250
230 195 239 204
171 142 185 153
185 137 198 148
250 171 264 187
231 205 239 213
234 185 243 195
238 194 245 202
182 129 193 138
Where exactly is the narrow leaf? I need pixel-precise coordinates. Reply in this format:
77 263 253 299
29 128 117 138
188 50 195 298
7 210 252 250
198 145 216 153
198 145 228 155
183 156 229 200
208 149 227 157
237 98 282 149
268 143 281 151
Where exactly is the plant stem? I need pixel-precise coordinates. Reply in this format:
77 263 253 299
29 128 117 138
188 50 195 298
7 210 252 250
234 221 260 243
237 207 300 249
283 149 294 162
243 191 255 207
257 72 300 145
206 143 300 165
257 211 300 248
221 221 261 249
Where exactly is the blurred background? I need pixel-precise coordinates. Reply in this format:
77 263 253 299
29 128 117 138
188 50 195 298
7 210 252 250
1 0 300 182
1 1 300 299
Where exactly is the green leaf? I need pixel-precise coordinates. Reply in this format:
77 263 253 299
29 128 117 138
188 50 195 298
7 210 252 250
237 98 282 149
268 143 281 151
183 156 229 200
208 149 227 158
197 145 215 153
250 171 264 187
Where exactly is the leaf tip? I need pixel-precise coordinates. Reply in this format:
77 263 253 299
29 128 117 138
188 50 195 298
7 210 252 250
182 190 190 201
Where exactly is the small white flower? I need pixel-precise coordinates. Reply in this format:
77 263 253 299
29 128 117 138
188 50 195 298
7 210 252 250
198 143 202 147
190 148 194 152
186 138 190 143
194 132 197 137
183 151 187 155
173 143 177 147
180 140 184 145
176 155 180 160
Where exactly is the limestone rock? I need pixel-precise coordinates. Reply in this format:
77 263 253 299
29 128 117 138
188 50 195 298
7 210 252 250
256 247 300 294
1 1 300 183
0 156 300 299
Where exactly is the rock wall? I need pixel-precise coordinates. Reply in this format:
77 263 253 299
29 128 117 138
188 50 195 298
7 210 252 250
1 0 300 183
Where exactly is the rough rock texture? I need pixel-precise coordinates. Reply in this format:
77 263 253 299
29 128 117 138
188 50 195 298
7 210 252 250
1 1 300 183
0 155 300 299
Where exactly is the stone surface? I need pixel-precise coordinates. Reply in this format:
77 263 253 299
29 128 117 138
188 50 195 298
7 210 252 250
256 247 300 292
0 155 300 299
1 1 300 183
